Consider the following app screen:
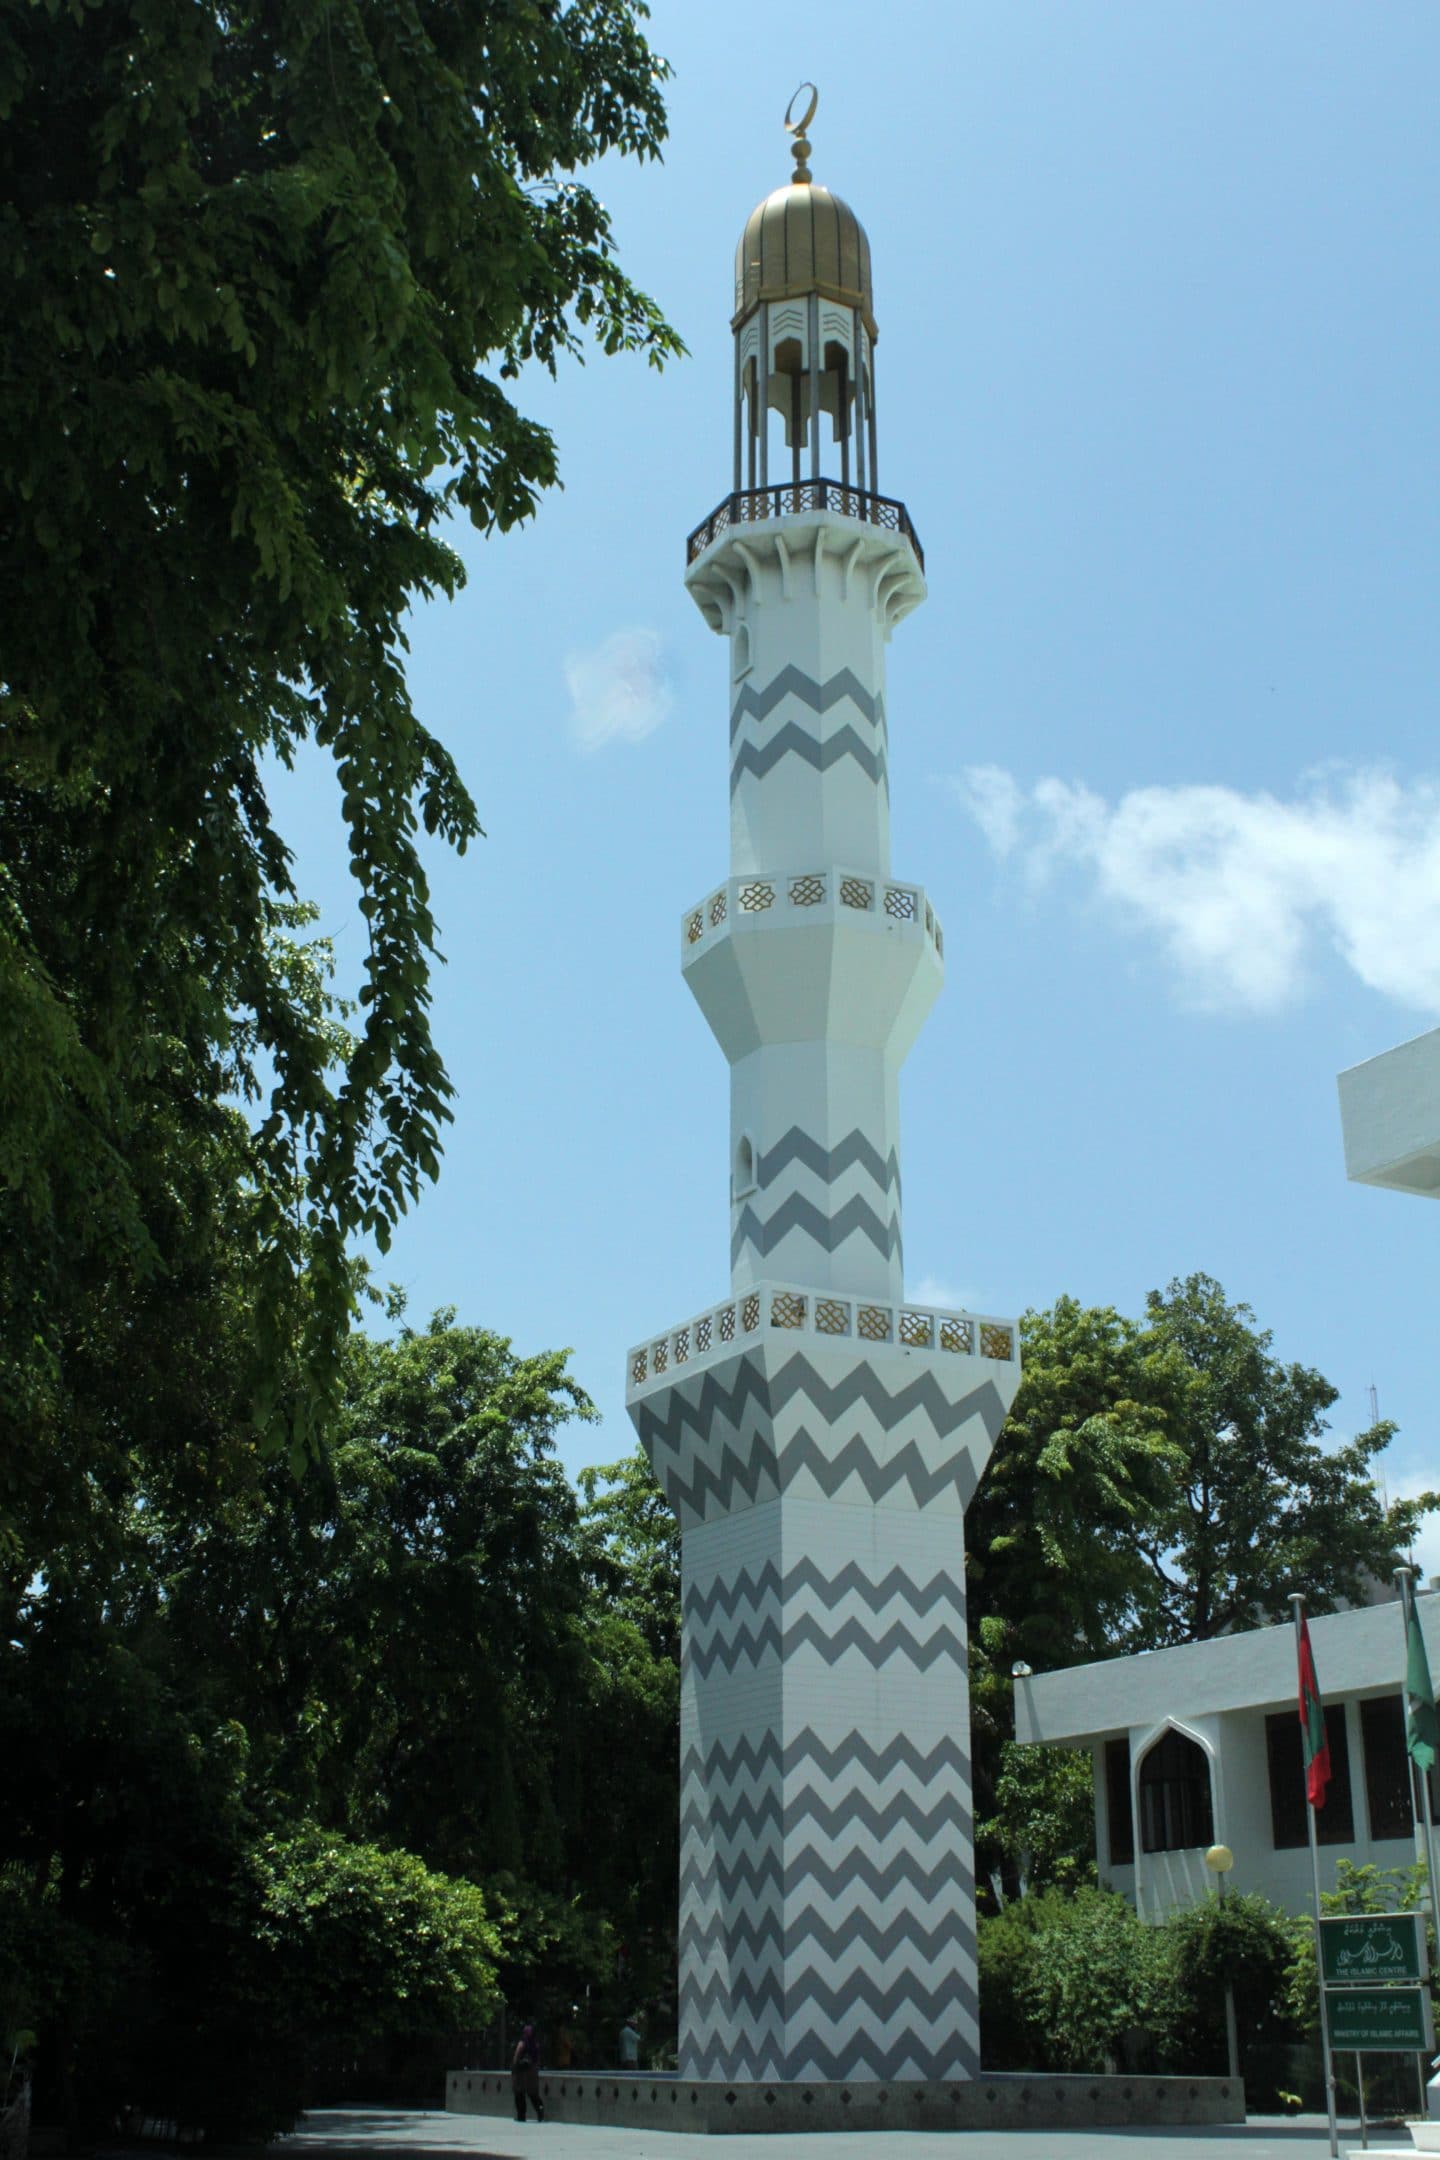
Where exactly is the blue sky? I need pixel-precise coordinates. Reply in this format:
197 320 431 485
276 2 1440 1570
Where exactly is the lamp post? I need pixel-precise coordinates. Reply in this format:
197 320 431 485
1205 1843 1241 2085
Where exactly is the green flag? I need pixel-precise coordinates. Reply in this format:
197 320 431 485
1406 1603 1439 1774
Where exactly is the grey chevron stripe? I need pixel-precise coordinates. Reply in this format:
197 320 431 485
679 1968 785 2021
756 1125 900 1199
680 1900 974 1969
681 2032 979 2083
684 1611 967 1677
729 664 885 743
731 722 887 794
682 1726 970 1788
781 1423 984 1511
685 1557 965 1628
681 1783 972 1853
681 1839 968 1907
642 1349 1003 1459
641 1356 1007 1521
677 1907 784 1961
768 1350 1008 1446
731 1190 901 1265
680 1964 979 2033
680 1788 782 1846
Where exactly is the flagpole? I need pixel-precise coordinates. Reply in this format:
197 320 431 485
1394 1568 1440 1974
1291 1592 1339 2159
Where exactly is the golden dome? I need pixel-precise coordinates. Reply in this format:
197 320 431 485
733 181 876 342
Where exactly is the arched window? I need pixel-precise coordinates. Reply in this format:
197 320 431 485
733 1135 756 1199
1138 1728 1214 1853
731 621 752 681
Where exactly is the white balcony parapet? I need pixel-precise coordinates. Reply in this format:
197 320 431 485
626 1278 1016 1400
681 865 943 965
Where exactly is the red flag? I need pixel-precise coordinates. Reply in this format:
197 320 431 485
1297 1612 1331 1808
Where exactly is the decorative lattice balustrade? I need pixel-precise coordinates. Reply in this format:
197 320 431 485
627 1282 1016 1396
683 867 943 962
686 479 924 572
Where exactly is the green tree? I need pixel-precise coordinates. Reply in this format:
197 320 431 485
979 1741 1095 1901
144 1307 598 1877
967 1295 1179 1895
1007 1888 1181 2073
579 1448 681 1665
1165 1891 1296 2091
576 1452 681 2023
1135 1274 1437 1644
968 1296 1179 1678
0 0 681 1452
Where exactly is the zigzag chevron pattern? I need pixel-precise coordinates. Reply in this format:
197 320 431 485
636 1349 1008 1526
685 1556 967 1628
677 1665 980 2075
680 1838 969 1908
683 1610 968 1676
678 1899 974 1967
681 1780 973 1852
683 1555 967 1676
731 1189 901 1266
755 1125 901 1200
679 1964 978 2032
730 721 888 795
681 1726 972 1789
728 664 886 743
680 2026 979 2084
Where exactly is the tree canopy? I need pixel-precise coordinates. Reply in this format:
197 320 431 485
0 0 682 1458
3 1300 680 2135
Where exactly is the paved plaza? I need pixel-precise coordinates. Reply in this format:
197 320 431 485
273 2103 1401 2160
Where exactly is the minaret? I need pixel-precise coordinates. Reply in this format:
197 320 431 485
627 95 1022 2088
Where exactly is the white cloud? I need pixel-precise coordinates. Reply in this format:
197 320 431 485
564 627 673 751
952 764 1440 1014
907 1274 985 1316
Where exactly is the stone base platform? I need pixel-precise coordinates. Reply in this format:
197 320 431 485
446 2067 1243 2136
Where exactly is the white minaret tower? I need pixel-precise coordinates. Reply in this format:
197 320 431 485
627 94 1022 2088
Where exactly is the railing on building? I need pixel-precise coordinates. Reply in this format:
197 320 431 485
686 480 924 572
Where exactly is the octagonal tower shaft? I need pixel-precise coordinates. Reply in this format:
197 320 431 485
685 511 932 1307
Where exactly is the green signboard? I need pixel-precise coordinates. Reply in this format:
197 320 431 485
1324 1986 1434 2052
1320 1912 1424 1987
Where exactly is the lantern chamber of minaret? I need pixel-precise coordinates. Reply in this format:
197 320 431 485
627 101 1021 2087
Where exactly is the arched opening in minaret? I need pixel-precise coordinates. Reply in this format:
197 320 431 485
823 340 854 488
733 1134 756 1199
731 621 752 681
770 337 805 491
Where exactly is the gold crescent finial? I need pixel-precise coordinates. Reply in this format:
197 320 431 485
784 82 818 185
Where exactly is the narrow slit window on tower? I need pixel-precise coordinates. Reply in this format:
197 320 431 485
731 621 752 680
733 1134 756 1199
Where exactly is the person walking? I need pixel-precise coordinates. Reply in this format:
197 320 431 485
618 2015 640 2070
510 2023 545 2122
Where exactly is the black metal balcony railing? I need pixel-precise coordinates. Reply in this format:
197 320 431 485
686 479 924 573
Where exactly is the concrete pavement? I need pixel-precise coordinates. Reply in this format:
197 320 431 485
272 2103 1407 2160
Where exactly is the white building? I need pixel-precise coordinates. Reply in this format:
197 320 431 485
1338 1025 1440 1201
1014 1593 1440 1917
